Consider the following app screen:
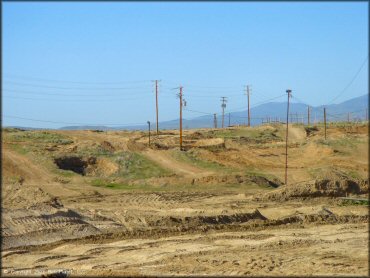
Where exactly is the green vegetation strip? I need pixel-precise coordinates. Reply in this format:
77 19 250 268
113 152 173 179
90 179 273 193
170 149 230 172
8 131 73 144
340 198 369 206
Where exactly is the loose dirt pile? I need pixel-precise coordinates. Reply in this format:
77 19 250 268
100 141 115 153
192 174 281 188
193 138 225 149
1 124 368 276
256 177 368 201
2 201 101 250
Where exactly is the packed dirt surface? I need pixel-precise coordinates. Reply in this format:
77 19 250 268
143 149 213 177
1 123 369 276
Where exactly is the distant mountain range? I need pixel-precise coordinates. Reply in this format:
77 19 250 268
5 94 367 131
58 94 368 131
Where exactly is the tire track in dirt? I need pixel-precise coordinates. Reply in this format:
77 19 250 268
142 149 214 177
288 125 306 142
2 148 53 184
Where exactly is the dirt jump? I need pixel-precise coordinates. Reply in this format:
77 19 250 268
1 123 368 276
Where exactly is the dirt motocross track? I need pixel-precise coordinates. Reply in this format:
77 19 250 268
1 123 369 276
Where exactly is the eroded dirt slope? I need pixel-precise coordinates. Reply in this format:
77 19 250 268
1 123 368 276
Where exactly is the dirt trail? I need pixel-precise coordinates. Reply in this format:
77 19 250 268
2 125 368 277
2 147 89 204
2 148 52 183
288 125 306 142
2 223 367 276
143 149 213 177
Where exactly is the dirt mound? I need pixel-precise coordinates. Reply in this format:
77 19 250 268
189 131 209 140
288 125 307 142
192 174 281 188
127 138 147 151
256 178 368 201
305 126 319 137
86 158 119 176
100 141 115 152
193 138 225 149
143 149 210 177
3 186 55 209
271 208 369 226
2 149 52 184
2 205 101 250
302 142 333 158
151 209 267 228
151 142 171 150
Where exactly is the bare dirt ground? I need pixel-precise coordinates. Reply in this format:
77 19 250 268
1 123 369 276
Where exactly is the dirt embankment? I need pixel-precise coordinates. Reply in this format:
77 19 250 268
2 149 52 184
54 156 118 176
1 125 368 277
142 149 213 177
256 177 368 201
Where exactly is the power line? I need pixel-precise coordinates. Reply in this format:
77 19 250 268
3 115 146 126
162 82 242 90
4 74 152 85
182 93 287 117
2 88 155 97
178 92 245 98
225 94 286 114
289 56 368 108
183 108 213 115
326 56 368 105
4 81 151 91
326 108 367 117
3 95 153 102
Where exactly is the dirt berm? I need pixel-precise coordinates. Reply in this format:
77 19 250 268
255 178 369 201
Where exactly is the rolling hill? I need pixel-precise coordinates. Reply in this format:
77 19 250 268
57 94 368 130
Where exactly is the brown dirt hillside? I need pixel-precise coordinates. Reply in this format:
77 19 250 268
1 123 368 276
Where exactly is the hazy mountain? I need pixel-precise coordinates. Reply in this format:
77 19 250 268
54 94 367 130
3 126 49 131
59 126 115 131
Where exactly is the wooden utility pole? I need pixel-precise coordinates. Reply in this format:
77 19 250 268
155 80 159 134
245 85 251 127
307 106 310 126
214 113 217 128
324 107 327 140
178 86 183 150
147 121 151 146
366 108 368 121
152 80 160 135
285 89 292 186
347 112 350 123
221 97 227 128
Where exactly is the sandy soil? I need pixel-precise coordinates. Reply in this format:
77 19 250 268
143 149 213 177
1 123 368 276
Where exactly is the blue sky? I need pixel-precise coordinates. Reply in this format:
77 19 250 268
3 2 368 128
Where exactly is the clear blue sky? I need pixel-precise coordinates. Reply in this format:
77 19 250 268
3 2 368 128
